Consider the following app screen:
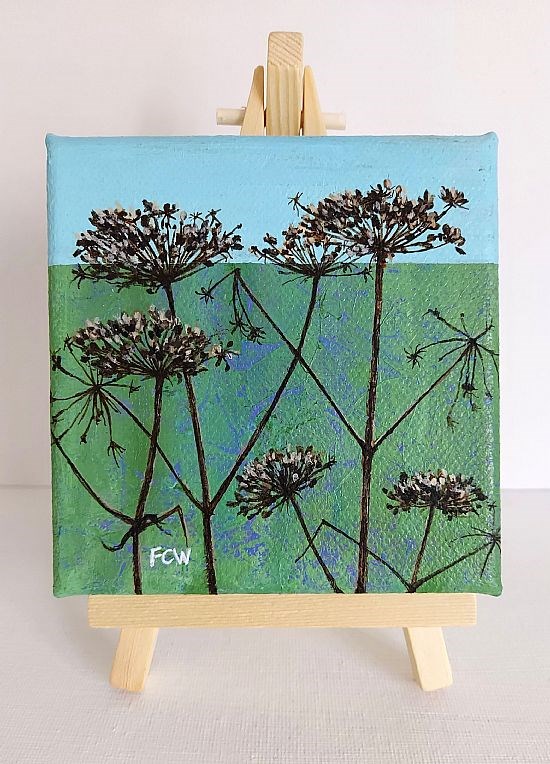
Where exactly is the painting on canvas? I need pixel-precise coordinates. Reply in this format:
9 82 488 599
48 135 500 596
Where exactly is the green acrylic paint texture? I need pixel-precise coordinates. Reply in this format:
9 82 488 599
47 135 500 597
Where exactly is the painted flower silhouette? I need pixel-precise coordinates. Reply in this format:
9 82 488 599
70 307 213 381
404 308 498 427
72 201 243 294
383 470 488 520
440 187 468 208
456 525 501 578
50 343 135 463
287 181 468 263
229 446 335 519
250 225 370 280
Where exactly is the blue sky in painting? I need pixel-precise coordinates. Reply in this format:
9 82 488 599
47 134 497 266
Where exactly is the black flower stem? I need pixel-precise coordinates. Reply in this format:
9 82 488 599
356 257 385 593
51 431 133 525
295 518 411 591
106 391 202 510
132 376 164 594
184 373 217 595
235 272 363 447
410 541 491 592
374 347 469 450
164 284 176 315
410 506 436 589
289 497 343 593
210 276 321 511
157 504 190 546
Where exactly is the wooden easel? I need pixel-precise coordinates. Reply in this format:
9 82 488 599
88 32 477 693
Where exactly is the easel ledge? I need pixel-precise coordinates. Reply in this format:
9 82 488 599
88 31 477 695
89 593 476 628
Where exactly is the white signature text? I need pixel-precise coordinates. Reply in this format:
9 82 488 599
149 547 191 567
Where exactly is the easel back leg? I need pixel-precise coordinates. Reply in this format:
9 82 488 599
110 627 159 692
403 627 453 691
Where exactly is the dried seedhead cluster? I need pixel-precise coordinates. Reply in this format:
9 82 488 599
70 307 214 381
72 201 243 292
383 470 488 520
229 446 336 519
251 182 469 282
250 226 370 280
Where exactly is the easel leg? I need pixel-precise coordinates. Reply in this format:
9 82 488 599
403 627 453 691
110 627 158 692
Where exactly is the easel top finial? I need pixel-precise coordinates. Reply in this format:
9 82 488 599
216 31 345 135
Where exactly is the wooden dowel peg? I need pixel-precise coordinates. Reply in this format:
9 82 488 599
216 108 252 126
216 107 346 131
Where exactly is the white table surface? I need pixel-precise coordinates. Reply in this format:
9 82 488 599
2 488 549 763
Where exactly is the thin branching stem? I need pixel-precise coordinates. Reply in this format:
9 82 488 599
235 271 364 447
51 431 132 525
184 373 217 594
411 541 492 592
289 498 343 593
356 257 385 593
157 504 190 547
374 348 468 450
105 391 202 510
410 506 436 588
131 376 164 593
165 283 176 315
295 517 411 590
210 276 321 510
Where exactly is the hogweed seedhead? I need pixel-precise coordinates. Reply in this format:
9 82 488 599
72 201 243 292
383 469 488 520
274 181 468 267
440 187 468 208
229 446 335 520
454 525 501 577
209 340 237 372
250 224 371 281
405 308 499 425
70 307 214 382
50 343 135 464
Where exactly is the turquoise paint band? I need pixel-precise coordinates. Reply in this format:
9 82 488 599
46 134 498 266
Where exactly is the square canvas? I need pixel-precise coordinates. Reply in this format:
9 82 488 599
47 135 500 597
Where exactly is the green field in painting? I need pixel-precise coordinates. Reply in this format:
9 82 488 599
49 262 500 596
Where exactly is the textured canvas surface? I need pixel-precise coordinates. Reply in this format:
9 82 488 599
47 135 500 596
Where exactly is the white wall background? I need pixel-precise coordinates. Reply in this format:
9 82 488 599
1 0 548 489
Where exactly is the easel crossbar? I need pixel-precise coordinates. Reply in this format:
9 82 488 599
89 593 476 629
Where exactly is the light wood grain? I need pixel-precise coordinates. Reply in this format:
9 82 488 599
240 66 265 136
217 107 346 131
404 627 453 691
266 32 303 135
216 108 250 126
110 627 158 692
302 66 326 136
89 593 476 629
